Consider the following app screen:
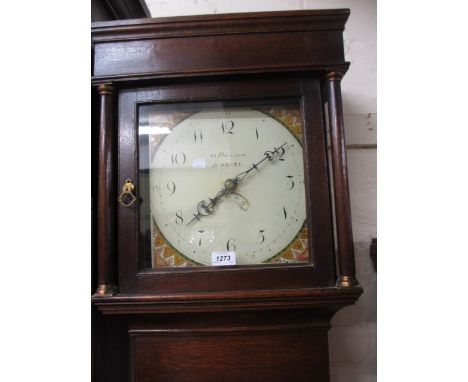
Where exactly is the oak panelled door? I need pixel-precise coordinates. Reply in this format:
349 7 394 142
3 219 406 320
92 10 362 382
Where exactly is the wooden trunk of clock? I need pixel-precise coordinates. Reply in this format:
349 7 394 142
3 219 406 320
92 10 362 382
128 310 331 382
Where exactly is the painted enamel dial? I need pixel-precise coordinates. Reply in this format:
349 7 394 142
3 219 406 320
149 108 306 266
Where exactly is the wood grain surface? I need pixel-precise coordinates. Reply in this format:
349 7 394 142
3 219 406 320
91 10 361 382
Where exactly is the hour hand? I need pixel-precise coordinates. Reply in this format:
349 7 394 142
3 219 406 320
185 176 247 226
186 188 227 226
186 199 216 227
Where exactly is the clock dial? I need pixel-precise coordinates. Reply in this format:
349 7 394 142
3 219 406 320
140 105 309 266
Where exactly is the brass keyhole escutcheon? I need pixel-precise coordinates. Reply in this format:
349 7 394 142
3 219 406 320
118 179 137 207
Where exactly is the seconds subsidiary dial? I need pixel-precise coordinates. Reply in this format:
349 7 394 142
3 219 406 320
149 107 307 266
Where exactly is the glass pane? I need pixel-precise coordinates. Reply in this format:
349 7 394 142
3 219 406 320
138 101 310 268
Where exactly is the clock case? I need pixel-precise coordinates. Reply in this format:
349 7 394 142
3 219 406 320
92 10 362 382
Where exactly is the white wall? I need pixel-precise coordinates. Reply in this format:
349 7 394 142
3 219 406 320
145 1 377 381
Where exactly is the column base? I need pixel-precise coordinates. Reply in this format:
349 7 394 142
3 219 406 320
94 284 117 297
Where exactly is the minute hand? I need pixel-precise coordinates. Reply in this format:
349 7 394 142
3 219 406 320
234 142 287 183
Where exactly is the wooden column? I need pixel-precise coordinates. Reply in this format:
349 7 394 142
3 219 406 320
326 72 359 288
95 83 116 296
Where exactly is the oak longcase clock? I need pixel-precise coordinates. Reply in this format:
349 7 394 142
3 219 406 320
92 9 362 382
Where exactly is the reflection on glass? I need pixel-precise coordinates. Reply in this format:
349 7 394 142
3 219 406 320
138 102 310 268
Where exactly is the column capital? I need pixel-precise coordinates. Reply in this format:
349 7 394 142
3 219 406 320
326 71 344 82
97 83 114 96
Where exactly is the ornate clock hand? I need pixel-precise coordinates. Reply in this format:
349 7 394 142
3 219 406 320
233 142 287 183
186 142 287 227
185 181 232 226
